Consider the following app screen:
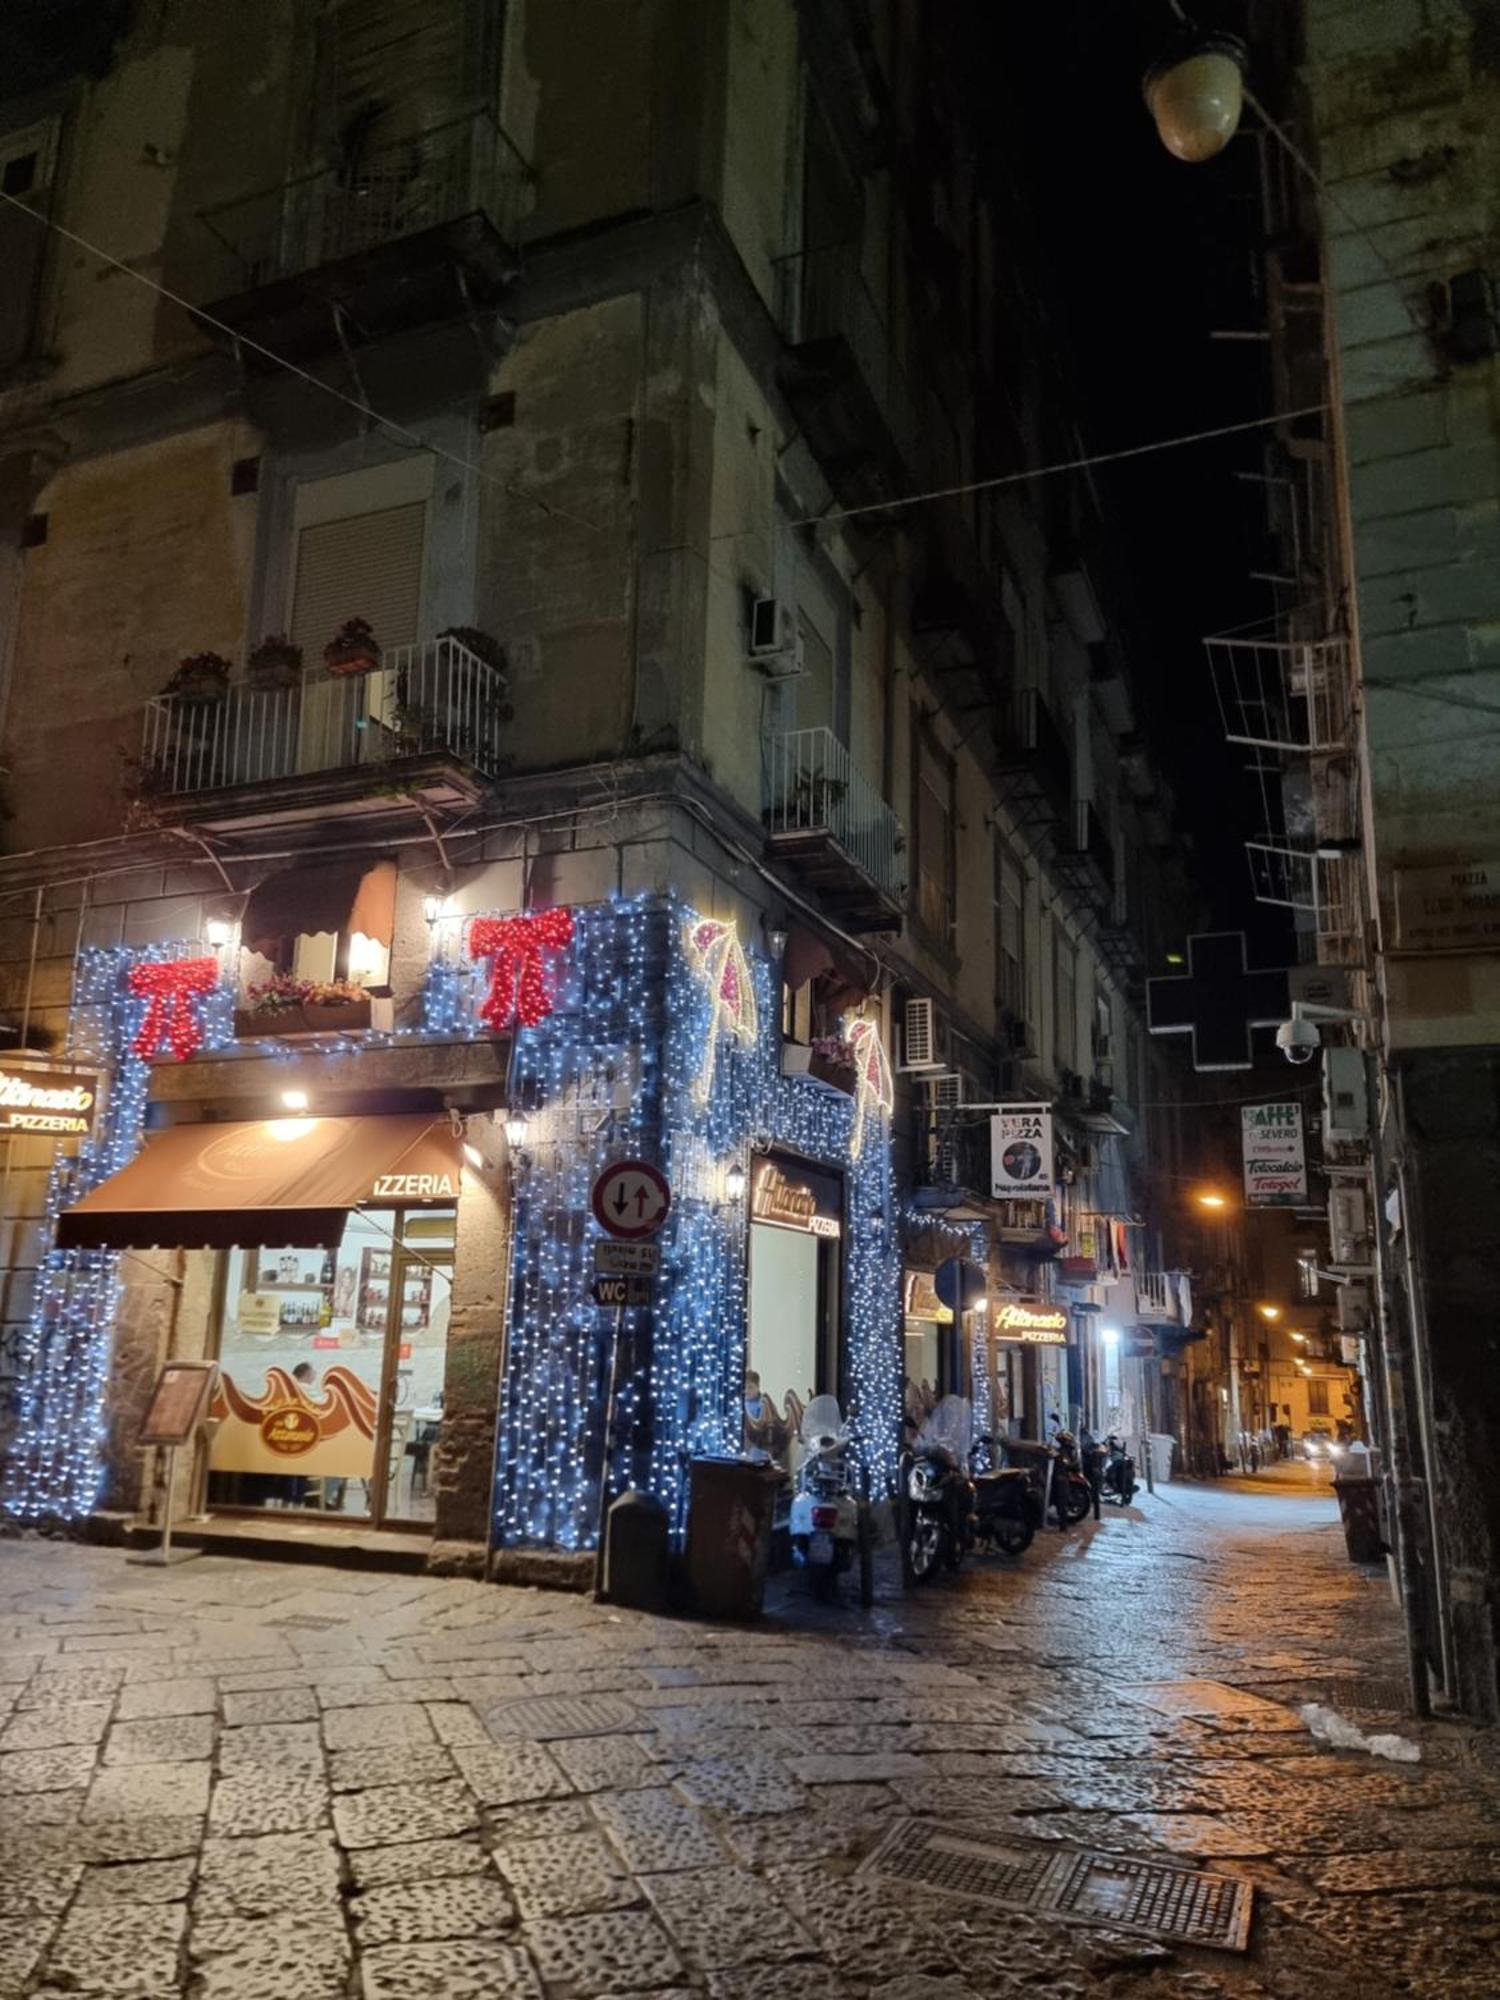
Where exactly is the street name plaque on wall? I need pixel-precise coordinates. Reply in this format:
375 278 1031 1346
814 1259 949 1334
1394 859 1500 952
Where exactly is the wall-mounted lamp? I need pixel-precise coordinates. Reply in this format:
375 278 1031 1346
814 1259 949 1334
724 1159 747 1202
423 895 455 926
205 919 233 949
765 925 788 960
280 1089 309 1113
503 1110 529 1149
1101 1324 1121 1347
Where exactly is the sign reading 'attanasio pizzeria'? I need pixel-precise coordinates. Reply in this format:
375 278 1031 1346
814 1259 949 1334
0 1063 101 1138
1241 1100 1308 1207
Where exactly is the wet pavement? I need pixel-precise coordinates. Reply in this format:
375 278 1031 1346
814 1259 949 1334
1 1467 1497 1999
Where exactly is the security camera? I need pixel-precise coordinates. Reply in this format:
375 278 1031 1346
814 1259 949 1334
1276 1015 1321 1064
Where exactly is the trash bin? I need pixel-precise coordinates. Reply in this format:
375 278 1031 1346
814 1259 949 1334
1333 1472 1385 1563
684 1456 782 1618
602 1490 669 1611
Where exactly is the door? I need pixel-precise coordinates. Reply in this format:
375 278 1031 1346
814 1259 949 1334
372 1248 451 1527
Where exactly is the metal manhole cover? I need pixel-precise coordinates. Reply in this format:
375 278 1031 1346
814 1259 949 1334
861 1823 1253 1953
1257 1676 1411 1716
265 1613 345 1632
486 1692 640 1741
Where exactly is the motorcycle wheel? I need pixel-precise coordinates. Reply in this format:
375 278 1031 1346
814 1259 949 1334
1060 1480 1092 1526
810 1563 837 1604
908 1514 943 1583
991 1514 1034 1557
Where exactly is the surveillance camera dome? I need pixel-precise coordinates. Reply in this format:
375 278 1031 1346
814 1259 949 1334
1276 1015 1321 1064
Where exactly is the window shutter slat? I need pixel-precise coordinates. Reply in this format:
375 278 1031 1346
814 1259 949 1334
289 501 426 659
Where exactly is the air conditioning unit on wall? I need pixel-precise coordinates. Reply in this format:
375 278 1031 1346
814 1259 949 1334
1329 1183 1371 1269
900 996 947 1071
748 597 803 672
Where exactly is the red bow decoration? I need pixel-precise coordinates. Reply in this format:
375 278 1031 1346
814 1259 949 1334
468 907 575 1031
129 956 219 1061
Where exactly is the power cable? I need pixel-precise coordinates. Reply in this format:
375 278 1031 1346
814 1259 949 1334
0 187 603 537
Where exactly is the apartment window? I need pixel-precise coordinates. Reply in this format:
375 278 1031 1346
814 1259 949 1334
1053 931 1076 1074
993 837 1025 1017
912 714 956 945
0 120 59 374
287 458 432 659
1307 1378 1330 1417
1093 989 1113 1071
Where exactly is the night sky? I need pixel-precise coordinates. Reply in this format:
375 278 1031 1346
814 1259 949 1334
988 0 1293 965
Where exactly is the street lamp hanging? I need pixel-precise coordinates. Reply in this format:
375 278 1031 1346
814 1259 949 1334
1144 27 1248 163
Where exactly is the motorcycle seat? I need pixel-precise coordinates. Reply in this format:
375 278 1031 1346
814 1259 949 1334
975 1468 1030 1487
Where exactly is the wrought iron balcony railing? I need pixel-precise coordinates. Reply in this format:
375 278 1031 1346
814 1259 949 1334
763 725 906 910
140 635 505 798
199 110 530 292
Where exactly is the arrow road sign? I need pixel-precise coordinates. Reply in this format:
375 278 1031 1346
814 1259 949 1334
591 1159 671 1241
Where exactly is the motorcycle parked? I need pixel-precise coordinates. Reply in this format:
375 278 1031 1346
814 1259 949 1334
971 1433 1041 1554
789 1394 859 1602
1097 1431 1137 1506
1047 1426 1095 1526
904 1395 975 1582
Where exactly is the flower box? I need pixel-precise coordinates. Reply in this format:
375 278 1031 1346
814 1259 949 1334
235 996 373 1038
324 618 381 678
780 1041 857 1096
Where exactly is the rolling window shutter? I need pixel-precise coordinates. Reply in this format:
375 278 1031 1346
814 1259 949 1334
289 501 426 659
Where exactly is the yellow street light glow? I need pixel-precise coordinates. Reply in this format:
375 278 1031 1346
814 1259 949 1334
1258 1304 1281 1320
1291 1332 1306 1344
1195 1190 1227 1210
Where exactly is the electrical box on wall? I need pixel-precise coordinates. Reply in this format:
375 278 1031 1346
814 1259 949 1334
1329 1182 1371 1269
1337 1278 1371 1334
1323 1045 1369 1145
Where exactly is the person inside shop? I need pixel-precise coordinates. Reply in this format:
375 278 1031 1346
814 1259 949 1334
284 1362 317 1505
743 1369 789 1466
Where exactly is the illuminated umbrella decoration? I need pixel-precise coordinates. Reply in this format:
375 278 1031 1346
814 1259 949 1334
846 1015 894 1157
685 916 758 1102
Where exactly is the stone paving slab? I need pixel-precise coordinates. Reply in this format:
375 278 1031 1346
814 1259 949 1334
2 1481 1498 1997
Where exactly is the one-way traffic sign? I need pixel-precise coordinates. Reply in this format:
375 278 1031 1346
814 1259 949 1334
591 1159 671 1240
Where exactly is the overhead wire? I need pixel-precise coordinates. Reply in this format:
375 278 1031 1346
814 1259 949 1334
0 186 604 536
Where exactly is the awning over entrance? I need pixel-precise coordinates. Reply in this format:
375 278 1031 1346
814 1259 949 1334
240 858 397 958
55 1114 461 1252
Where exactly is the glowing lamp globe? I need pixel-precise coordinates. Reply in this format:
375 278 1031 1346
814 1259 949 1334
1144 32 1247 163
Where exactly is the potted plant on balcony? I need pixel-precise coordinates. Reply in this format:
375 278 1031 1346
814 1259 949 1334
324 617 381 677
782 1032 858 1095
247 634 303 691
235 974 373 1038
165 651 231 704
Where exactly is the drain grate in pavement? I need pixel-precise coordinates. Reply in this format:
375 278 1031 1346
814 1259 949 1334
486 1692 640 1741
861 1823 1253 1953
1257 1675 1411 1715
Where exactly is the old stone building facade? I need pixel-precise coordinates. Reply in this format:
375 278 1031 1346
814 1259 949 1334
0 1 1187 1574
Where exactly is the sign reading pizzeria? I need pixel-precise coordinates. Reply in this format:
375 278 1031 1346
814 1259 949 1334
994 1299 1069 1345
750 1157 841 1238
0 1063 100 1139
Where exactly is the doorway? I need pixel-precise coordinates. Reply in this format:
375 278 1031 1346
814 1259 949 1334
206 1205 453 1530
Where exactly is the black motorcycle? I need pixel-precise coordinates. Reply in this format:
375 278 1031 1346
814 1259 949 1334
971 1433 1040 1555
1098 1431 1137 1505
1047 1427 1096 1527
904 1395 975 1582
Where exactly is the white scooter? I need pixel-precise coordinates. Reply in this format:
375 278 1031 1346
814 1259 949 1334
789 1394 859 1602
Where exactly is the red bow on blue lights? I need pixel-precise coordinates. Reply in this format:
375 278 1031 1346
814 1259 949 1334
128 956 219 1061
468 907 575 1031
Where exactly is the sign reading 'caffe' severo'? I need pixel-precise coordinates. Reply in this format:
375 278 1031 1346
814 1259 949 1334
995 1300 1069 1344
0 1064 100 1138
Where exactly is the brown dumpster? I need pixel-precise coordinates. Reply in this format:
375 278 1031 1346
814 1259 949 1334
684 1457 782 1618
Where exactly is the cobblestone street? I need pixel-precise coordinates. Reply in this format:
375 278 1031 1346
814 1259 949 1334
2 1473 1497 1999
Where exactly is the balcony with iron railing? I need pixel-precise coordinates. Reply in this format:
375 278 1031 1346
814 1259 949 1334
775 241 932 513
196 110 531 359
763 726 905 932
137 634 505 826
1054 801 1116 916
1135 1272 1182 1322
1206 622 1352 757
994 688 1073 837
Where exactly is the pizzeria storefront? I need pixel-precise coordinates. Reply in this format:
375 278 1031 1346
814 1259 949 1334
55 1111 473 1532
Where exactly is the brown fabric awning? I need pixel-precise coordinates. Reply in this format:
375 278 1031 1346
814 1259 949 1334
56 1114 461 1252
241 858 397 958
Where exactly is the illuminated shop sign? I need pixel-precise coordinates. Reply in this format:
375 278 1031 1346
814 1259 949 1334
0 1064 100 1138
995 1300 1069 1345
368 1172 460 1201
751 1158 841 1238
